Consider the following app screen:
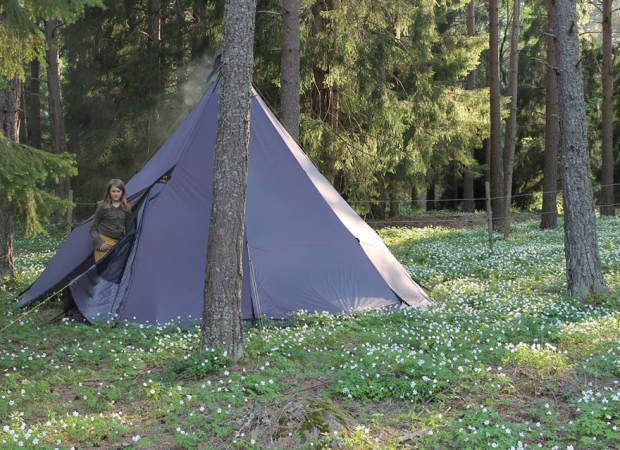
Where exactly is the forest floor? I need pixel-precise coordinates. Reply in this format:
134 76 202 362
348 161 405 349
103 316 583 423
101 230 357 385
367 212 540 229
1 216 620 450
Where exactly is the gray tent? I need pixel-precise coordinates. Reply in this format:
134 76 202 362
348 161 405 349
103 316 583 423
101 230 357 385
19 80 430 325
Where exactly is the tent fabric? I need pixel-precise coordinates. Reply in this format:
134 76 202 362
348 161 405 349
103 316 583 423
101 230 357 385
19 81 430 325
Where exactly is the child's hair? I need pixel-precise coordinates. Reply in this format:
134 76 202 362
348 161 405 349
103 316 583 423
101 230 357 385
103 179 131 212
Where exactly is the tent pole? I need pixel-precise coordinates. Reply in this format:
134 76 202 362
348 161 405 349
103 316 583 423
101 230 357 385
246 241 263 329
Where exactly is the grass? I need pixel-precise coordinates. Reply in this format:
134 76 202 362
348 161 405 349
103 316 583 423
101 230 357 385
1 218 620 449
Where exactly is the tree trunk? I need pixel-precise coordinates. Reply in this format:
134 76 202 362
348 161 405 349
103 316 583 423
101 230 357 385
200 0 257 361
411 185 418 210
45 20 71 223
190 3 208 59
311 0 340 185
554 0 608 298
0 208 15 285
28 59 42 149
463 0 476 213
18 80 27 144
281 0 300 141
600 0 614 216
148 0 162 89
426 174 437 211
175 0 185 103
2 78 21 141
502 0 520 239
489 0 504 230
541 0 559 229
0 78 20 283
388 172 400 217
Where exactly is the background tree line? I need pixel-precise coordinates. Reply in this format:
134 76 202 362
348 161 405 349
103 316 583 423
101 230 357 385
1 0 618 296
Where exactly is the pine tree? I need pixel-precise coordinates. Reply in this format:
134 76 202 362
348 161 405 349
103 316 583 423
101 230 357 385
280 0 300 140
502 0 520 238
600 0 614 216
553 0 608 298
200 0 257 361
489 0 504 229
541 0 559 229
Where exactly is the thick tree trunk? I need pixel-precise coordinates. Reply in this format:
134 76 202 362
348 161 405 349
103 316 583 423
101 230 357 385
28 59 42 149
541 0 559 229
281 0 300 141
0 78 20 283
502 0 520 238
45 20 71 223
554 0 608 298
200 0 257 361
463 0 477 213
600 0 614 216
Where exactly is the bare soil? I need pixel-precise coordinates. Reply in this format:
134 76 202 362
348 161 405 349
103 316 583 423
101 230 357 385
367 213 541 229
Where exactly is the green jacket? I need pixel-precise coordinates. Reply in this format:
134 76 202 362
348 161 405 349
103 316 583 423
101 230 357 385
89 202 133 247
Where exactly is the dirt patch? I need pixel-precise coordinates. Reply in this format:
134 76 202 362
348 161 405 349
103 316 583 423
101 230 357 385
367 213 541 229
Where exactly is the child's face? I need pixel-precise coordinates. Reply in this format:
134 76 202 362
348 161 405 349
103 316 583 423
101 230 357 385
109 186 123 202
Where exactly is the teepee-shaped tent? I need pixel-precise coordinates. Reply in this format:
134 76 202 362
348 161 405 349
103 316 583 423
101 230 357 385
19 79 430 325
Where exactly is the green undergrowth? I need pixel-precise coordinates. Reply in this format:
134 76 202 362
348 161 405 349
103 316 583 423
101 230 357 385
1 218 620 449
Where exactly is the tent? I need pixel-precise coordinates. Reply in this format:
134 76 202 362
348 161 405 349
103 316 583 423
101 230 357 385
19 79 430 325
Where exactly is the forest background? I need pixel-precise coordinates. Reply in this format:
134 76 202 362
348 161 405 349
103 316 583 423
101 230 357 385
1 0 617 227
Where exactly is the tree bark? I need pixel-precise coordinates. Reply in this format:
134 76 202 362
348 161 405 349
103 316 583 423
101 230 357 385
28 59 42 149
45 20 71 223
281 0 300 141
502 0 520 239
311 0 340 185
2 78 21 141
554 0 608 298
541 0 559 229
489 0 504 230
0 77 20 283
0 207 15 285
388 172 400 217
190 3 208 59
426 173 438 211
148 0 162 87
463 0 476 213
18 80 27 144
600 0 614 216
200 0 257 361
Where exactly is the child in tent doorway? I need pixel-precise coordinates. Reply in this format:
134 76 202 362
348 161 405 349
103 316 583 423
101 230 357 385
89 179 133 263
